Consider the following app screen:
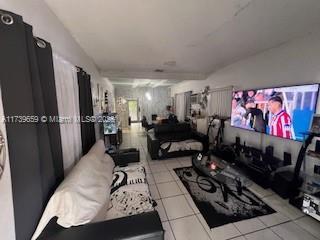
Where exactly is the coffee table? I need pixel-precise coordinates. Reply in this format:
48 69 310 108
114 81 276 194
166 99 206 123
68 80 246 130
192 153 251 202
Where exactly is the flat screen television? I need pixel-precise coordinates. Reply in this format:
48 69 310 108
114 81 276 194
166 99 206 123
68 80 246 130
103 115 118 135
231 84 319 141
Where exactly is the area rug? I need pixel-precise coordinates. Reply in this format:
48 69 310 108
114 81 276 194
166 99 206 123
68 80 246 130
174 166 275 228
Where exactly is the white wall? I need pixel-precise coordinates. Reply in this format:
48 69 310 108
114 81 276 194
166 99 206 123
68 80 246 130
0 89 15 240
115 86 171 122
0 0 115 114
171 29 320 162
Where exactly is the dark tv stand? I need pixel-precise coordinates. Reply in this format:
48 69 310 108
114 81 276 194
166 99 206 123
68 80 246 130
233 145 283 188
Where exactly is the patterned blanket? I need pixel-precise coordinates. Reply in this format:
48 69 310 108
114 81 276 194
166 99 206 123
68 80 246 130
105 165 155 220
159 139 203 157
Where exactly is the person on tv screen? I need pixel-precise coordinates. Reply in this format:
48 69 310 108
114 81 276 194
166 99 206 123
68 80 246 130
231 99 246 126
268 95 293 139
243 98 266 133
247 90 256 99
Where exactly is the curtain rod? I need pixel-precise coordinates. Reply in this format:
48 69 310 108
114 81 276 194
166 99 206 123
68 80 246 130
208 85 233 93
190 85 233 94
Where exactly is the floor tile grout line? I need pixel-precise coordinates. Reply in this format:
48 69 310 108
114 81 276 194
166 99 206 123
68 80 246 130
228 236 245 240
154 179 176 184
257 216 268 228
146 153 190 240
242 235 249 240
167 213 198 222
194 213 220 240
158 190 196 222
302 227 320 240
289 219 320 240
148 162 171 223
157 197 170 222
159 193 186 202
159 193 184 200
167 219 177 240
231 221 244 238
268 225 286 240
235 226 270 239
293 215 307 221
181 193 198 215
226 213 270 237
155 175 183 198
240 218 310 240
260 218 292 228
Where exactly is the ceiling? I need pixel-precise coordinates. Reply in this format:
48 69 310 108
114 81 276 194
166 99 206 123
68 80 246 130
45 0 320 80
109 78 181 88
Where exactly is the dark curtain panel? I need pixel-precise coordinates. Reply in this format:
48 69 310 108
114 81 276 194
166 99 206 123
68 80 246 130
0 10 63 240
34 36 64 189
25 25 57 204
77 68 96 154
184 91 192 117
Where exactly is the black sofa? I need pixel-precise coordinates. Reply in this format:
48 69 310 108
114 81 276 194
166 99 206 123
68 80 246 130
38 212 163 240
147 123 209 160
35 142 164 240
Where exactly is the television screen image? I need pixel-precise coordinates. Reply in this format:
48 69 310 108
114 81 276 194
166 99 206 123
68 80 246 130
231 84 319 141
103 115 118 135
310 115 320 134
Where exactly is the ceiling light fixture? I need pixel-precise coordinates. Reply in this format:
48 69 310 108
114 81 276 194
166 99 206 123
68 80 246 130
163 61 176 67
145 92 152 101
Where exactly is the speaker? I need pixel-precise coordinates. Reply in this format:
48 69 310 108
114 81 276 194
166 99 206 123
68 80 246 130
271 171 302 199
315 140 320 153
265 145 274 157
251 147 262 160
236 136 240 146
235 136 241 155
283 152 292 166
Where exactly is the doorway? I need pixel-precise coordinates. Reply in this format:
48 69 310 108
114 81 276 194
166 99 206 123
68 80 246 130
128 99 139 122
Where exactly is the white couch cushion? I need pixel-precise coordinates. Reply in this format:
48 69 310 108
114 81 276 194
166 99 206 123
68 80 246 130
32 140 114 240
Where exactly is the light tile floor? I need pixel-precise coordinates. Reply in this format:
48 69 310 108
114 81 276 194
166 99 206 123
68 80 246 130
120 123 320 240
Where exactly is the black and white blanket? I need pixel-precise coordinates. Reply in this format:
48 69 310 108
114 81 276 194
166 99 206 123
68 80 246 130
159 139 203 157
105 165 154 220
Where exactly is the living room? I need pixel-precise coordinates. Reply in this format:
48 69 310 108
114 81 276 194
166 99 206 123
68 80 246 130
1 1 320 240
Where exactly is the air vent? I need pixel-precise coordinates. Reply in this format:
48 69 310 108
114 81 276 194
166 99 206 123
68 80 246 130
164 61 176 67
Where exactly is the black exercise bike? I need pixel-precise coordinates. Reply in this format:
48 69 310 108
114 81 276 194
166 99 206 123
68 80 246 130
206 115 236 163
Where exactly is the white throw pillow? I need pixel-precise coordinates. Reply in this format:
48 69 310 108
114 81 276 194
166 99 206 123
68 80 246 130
31 140 114 240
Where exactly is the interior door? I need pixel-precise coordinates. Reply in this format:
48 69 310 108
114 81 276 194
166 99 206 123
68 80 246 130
128 99 139 122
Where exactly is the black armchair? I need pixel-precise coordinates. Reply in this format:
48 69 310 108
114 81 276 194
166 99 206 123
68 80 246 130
142 116 154 131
